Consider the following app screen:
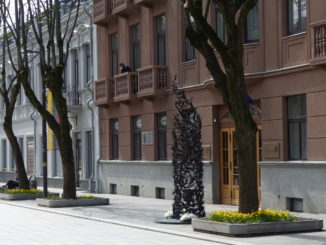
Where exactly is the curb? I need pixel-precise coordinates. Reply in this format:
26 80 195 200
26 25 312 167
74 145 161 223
0 200 251 245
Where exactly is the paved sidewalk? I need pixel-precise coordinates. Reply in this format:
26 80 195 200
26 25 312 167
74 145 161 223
1 188 326 245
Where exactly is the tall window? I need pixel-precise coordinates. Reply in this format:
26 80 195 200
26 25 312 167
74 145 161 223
85 131 93 179
131 25 141 71
288 0 307 35
111 119 119 160
245 4 259 43
132 116 142 160
185 16 196 61
215 6 225 42
157 113 167 160
1 139 6 170
156 15 166 65
85 44 91 86
73 50 79 104
288 95 307 160
111 33 119 76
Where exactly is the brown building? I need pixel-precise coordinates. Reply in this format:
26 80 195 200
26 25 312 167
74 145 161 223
93 0 326 211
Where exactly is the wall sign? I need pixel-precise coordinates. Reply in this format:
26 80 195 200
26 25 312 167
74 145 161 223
142 131 153 145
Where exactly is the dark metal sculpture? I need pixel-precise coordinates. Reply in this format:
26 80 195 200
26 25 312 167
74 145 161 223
172 82 205 218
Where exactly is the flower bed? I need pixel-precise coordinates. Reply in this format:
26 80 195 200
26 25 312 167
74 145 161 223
37 195 109 208
0 189 59 200
192 210 323 236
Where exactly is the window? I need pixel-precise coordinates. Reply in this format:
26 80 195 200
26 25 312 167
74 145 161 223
132 116 142 160
156 15 166 65
111 33 119 76
73 50 79 104
131 185 139 197
215 6 226 42
156 187 165 199
245 4 259 43
157 113 167 160
26 136 35 176
111 119 119 160
85 131 93 179
131 24 141 71
2 139 7 170
288 95 306 160
288 0 307 35
185 15 196 61
85 44 91 86
110 184 117 194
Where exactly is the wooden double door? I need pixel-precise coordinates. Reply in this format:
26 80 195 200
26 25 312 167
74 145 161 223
220 128 262 205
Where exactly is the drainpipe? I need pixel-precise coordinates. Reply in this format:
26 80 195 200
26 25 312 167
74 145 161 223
84 2 98 193
29 108 37 180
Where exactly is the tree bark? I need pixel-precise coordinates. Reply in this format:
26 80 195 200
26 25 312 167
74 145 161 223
3 112 29 189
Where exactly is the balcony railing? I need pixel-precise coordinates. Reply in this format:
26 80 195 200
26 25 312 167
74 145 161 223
311 22 326 65
114 72 138 102
94 77 115 106
134 0 166 6
13 104 34 121
93 0 113 25
63 85 82 111
112 0 136 16
137 65 167 98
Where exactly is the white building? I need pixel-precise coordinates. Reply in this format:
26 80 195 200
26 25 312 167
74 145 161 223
0 0 99 192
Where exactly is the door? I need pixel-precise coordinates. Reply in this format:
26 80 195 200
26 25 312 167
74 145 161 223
220 128 261 205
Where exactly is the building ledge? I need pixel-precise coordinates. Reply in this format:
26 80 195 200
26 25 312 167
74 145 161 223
99 160 213 166
259 161 326 167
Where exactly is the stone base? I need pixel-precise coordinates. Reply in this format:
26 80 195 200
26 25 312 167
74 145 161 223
192 218 323 237
36 197 110 208
154 218 191 224
0 192 59 200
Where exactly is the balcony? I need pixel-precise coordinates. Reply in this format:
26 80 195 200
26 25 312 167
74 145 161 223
111 0 138 16
94 78 115 107
114 72 138 102
63 85 82 112
93 0 114 26
134 0 166 7
137 65 168 98
311 21 326 65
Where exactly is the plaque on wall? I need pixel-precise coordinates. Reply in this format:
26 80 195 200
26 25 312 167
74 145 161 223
263 142 280 160
142 131 153 145
202 145 211 161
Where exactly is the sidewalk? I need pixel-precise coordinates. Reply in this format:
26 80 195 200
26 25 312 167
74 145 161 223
1 187 326 245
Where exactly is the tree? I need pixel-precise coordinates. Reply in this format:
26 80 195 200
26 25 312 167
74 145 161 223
0 0 82 199
181 0 258 213
0 2 30 189
172 83 205 219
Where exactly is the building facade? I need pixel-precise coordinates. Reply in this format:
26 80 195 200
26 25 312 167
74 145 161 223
0 1 100 192
93 0 326 211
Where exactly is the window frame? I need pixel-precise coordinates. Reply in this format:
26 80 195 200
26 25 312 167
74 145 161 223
132 116 142 160
244 4 259 43
156 113 167 160
110 33 119 76
287 94 307 160
131 24 141 71
111 118 119 160
155 15 166 66
287 0 307 35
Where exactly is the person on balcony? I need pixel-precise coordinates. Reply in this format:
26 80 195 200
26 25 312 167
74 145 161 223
120 63 131 73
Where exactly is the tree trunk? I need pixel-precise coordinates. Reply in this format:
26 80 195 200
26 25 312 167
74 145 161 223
235 123 258 213
3 114 29 189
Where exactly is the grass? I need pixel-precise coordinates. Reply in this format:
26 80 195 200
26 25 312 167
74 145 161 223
4 189 43 195
46 195 95 200
209 209 298 224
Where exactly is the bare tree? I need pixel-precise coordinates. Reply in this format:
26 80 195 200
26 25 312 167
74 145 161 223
181 0 258 213
0 1 30 189
0 0 82 199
